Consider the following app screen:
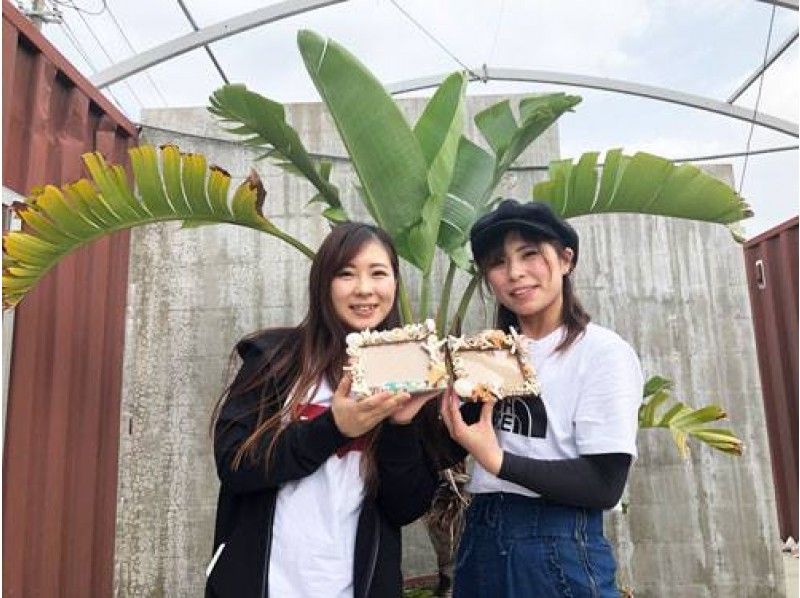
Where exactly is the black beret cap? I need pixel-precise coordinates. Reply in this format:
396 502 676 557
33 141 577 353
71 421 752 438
470 199 579 265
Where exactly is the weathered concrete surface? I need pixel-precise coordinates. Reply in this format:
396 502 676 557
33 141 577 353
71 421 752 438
113 97 783 597
570 175 785 597
784 554 798 597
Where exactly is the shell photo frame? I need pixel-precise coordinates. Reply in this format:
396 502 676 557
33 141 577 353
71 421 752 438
447 327 540 402
345 319 449 398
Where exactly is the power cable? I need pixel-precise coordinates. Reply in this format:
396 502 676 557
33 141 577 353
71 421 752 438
57 16 99 71
104 2 169 106
388 0 478 79
49 0 106 16
56 15 127 111
487 0 506 66
68 4 146 110
727 28 798 103
738 4 777 193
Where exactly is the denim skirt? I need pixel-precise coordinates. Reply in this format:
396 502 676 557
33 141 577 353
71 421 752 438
452 493 618 598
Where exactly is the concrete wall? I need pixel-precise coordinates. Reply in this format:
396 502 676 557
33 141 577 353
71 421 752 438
113 96 784 596
575 186 785 597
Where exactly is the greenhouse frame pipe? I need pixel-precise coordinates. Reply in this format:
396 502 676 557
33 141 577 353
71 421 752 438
727 29 798 103
386 68 799 137
91 0 348 89
756 0 798 10
90 0 797 91
88 0 797 137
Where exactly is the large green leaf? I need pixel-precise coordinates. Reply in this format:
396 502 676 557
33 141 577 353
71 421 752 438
533 150 753 235
437 137 494 264
297 30 430 268
405 72 468 274
500 94 582 174
639 375 743 457
413 72 466 198
208 84 344 221
474 100 517 161
2 145 314 309
475 93 582 177
437 93 580 270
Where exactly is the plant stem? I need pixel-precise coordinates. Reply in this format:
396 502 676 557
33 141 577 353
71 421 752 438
398 278 414 324
449 272 481 335
435 260 457 336
268 227 316 259
419 272 432 320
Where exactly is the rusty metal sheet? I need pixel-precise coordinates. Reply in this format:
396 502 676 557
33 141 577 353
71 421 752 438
2 1 137 595
744 216 799 540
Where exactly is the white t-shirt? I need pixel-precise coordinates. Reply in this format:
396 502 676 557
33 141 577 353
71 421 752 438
268 380 365 598
466 323 643 497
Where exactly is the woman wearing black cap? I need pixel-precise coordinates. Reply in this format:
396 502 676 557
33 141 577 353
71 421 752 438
440 199 643 597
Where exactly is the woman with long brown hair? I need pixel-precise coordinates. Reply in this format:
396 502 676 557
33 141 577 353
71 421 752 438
206 222 438 598
441 199 643 597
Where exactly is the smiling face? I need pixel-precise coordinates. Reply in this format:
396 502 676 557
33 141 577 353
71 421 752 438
330 240 397 331
483 231 574 330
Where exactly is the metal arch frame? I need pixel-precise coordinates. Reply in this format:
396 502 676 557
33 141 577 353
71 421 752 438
756 0 798 10
386 68 799 137
88 0 798 137
728 29 798 103
90 0 349 89
91 0 797 91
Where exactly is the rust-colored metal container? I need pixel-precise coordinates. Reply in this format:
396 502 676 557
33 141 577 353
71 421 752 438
744 216 798 541
3 1 137 595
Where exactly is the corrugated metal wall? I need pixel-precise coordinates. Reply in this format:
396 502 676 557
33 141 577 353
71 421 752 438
744 216 799 541
2 1 138 596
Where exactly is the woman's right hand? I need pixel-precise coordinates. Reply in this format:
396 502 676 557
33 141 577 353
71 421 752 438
440 389 504 476
330 374 412 438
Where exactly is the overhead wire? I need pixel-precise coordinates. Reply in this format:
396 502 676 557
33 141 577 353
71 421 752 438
49 0 107 16
486 0 506 66
727 28 798 103
67 5 146 110
387 0 479 79
53 8 127 111
56 14 99 71
104 2 169 106
738 3 777 194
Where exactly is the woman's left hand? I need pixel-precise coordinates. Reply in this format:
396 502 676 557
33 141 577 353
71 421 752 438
389 389 441 425
440 390 504 476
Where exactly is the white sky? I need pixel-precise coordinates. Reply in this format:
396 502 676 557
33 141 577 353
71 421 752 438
34 0 799 238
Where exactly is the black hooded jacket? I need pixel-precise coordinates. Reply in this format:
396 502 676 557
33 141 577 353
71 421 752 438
206 329 438 598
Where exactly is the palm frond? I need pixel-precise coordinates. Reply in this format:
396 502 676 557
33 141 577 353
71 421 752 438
639 376 744 457
533 150 753 238
208 83 345 222
2 145 314 309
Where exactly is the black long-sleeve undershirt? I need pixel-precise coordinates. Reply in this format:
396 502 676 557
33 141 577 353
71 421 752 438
497 452 632 510
428 402 632 510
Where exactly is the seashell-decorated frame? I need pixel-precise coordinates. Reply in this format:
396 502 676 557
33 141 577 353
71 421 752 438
447 327 539 402
345 319 449 398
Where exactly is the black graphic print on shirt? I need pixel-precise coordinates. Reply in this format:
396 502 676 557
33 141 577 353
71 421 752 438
493 395 547 438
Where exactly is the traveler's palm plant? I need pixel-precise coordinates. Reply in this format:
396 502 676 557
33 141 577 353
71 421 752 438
3 30 747 459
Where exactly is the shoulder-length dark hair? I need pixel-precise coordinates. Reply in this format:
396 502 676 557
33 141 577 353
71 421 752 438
475 227 590 352
212 222 402 492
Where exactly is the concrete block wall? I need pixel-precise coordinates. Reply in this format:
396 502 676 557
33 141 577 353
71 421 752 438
113 96 784 596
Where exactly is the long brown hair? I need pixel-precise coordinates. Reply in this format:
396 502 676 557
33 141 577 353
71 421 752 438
212 222 402 494
475 227 590 352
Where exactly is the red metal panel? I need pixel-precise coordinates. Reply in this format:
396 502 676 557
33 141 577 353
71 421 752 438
2 1 137 596
744 216 799 540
